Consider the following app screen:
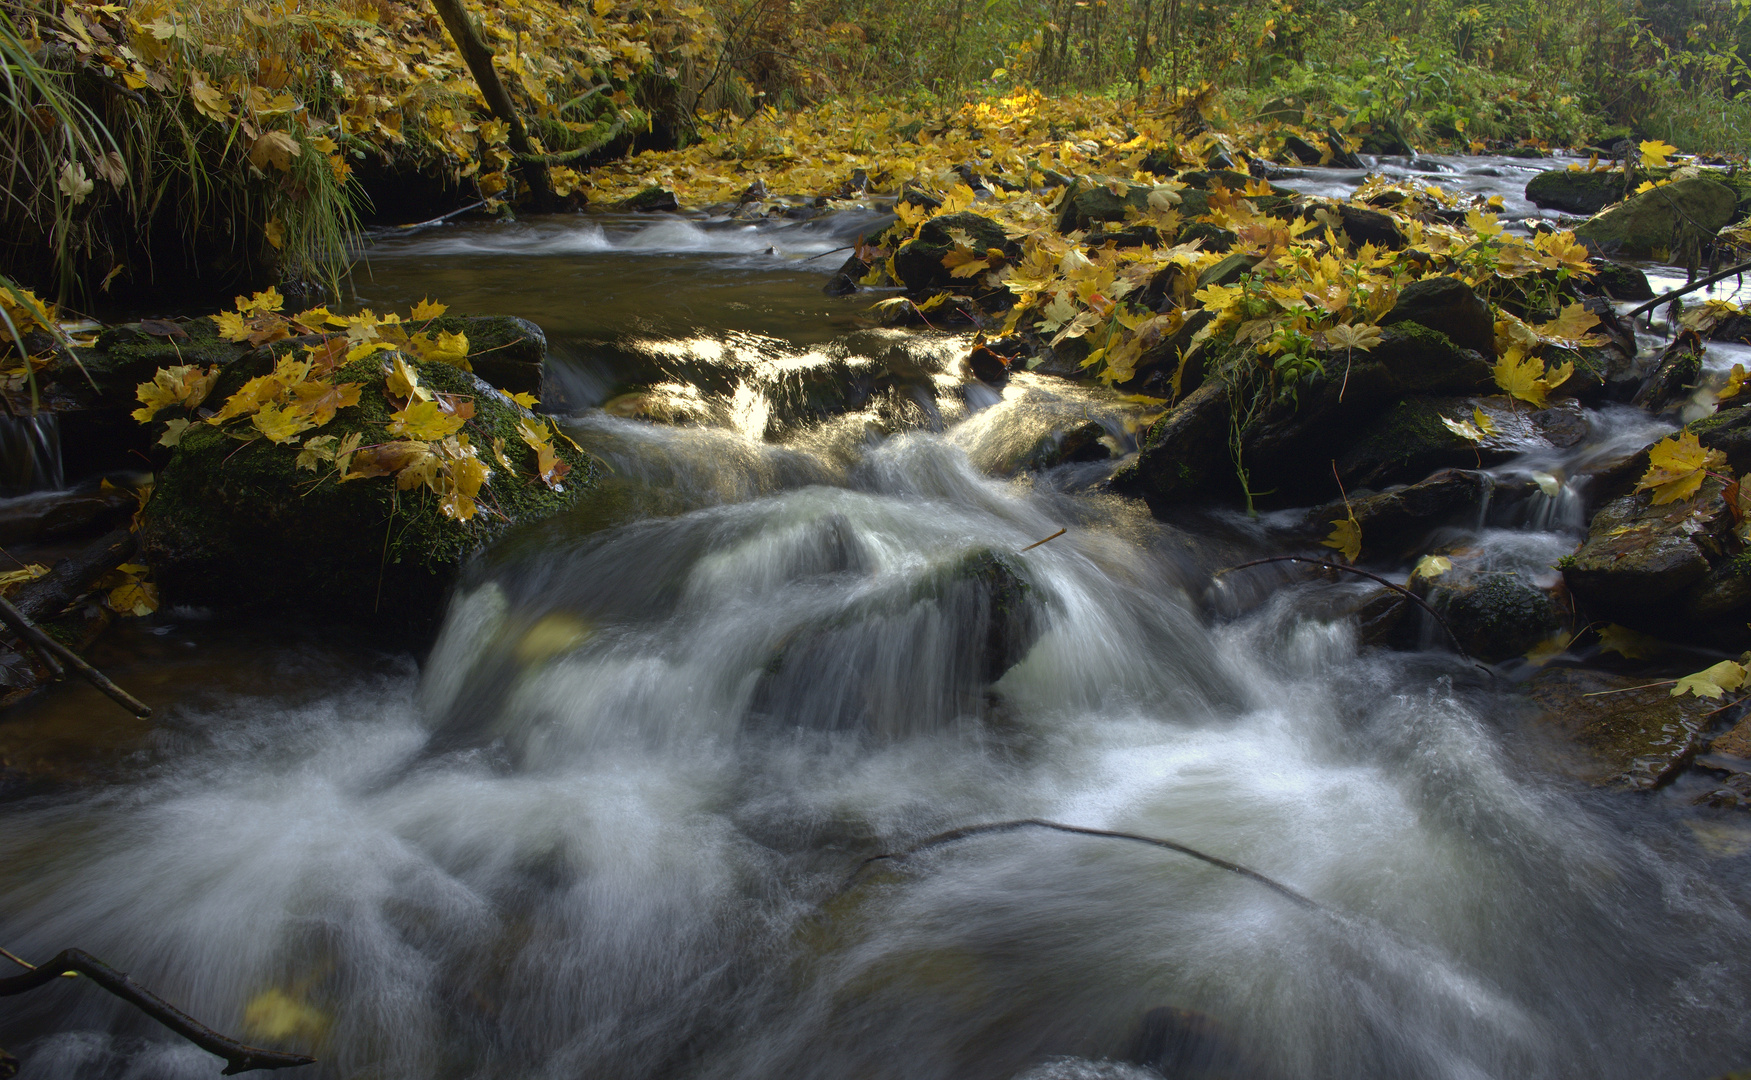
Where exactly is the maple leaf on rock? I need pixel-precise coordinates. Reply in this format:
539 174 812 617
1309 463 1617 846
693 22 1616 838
1636 432 1728 505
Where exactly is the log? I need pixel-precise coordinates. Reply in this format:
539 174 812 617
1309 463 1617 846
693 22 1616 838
428 0 556 210
10 527 134 623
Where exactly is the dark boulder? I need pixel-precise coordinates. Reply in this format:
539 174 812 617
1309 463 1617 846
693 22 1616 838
1525 169 1624 216
1303 468 1492 560
1336 396 1548 490
620 186 680 212
1632 334 1703 413
1110 382 1231 506
1529 667 1714 789
1055 180 1152 234
1377 276 1495 357
892 211 1018 294
1425 569 1564 663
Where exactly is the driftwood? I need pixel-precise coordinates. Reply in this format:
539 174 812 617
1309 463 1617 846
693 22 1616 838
836 818 1320 911
427 0 555 210
0 949 313 1075
11 527 134 623
0 596 149 717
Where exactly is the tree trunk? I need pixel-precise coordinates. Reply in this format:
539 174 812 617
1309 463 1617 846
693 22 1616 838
428 0 556 211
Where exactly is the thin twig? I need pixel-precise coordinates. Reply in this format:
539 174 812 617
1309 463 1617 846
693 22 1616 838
1581 680 1677 697
798 245 855 263
0 596 149 717
1624 258 1751 320
0 946 73 976
0 949 313 1074
1019 528 1067 552
395 199 487 231
1217 555 1472 661
835 818 1320 910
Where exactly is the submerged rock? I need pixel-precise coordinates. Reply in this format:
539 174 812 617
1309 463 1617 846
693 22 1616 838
1530 667 1714 789
1574 176 1739 259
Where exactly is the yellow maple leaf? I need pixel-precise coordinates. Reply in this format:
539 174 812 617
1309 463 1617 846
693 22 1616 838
264 218 285 250
1672 659 1747 699
1535 302 1601 345
1322 515 1361 563
409 298 448 320
289 380 362 427
406 330 470 369
212 310 252 343
243 988 327 1042
1413 554 1452 579
107 579 158 617
1493 348 1552 408
384 355 431 402
1639 139 1679 168
188 74 229 122
509 392 539 409
235 287 284 316
387 400 466 440
1636 431 1728 505
1597 623 1661 659
251 402 317 443
248 130 302 172
1720 363 1749 402
1442 415 1486 443
0 563 51 592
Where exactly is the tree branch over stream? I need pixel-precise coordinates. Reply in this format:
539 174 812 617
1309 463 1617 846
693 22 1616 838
0 949 313 1074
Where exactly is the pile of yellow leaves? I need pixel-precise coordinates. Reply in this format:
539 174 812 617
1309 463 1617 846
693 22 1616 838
135 289 572 523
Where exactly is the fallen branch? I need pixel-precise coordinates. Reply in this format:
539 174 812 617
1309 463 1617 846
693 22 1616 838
836 818 1320 911
1623 258 1751 320
1216 556 1472 661
0 596 150 718
428 0 554 210
396 199 488 231
1019 527 1066 552
11 528 134 623
0 948 312 1075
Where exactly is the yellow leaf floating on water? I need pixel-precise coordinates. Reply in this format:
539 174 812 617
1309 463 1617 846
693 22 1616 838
243 988 327 1043
1413 554 1452 580
1672 659 1748 699
1322 515 1361 563
1523 633 1572 667
515 612 593 663
1636 432 1728 505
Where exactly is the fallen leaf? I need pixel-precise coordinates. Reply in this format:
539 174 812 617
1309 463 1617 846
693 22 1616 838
1636 432 1727 505
1672 659 1747 699
1322 515 1361 562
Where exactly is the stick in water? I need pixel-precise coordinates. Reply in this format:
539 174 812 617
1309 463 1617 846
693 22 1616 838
1217 556 1474 662
1019 528 1067 552
0 948 313 1074
835 818 1321 911
0 596 150 718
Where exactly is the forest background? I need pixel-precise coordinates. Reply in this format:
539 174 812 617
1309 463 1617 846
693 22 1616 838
3 0 1749 310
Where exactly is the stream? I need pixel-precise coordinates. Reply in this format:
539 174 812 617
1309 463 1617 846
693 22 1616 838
4 156 1751 1079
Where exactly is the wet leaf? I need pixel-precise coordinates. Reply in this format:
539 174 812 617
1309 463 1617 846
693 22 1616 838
1413 554 1451 579
1322 515 1361 563
158 418 190 447
1637 432 1728 506
1597 623 1662 659
1639 139 1679 168
409 298 448 321
243 988 327 1042
106 579 158 617
1672 659 1747 699
0 564 51 592
387 399 466 440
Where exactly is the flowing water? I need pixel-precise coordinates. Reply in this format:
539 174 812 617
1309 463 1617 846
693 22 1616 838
6 162 1751 1080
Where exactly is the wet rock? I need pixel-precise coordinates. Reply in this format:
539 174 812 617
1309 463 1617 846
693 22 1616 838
1586 261 1655 302
1685 399 1751 476
1632 333 1703 413
1545 299 1644 405
430 315 547 397
1529 667 1714 789
1021 420 1111 471
892 211 1019 294
1336 396 1545 490
1563 487 1717 615
1056 180 1152 234
824 253 871 296
1711 714 1751 759
1574 176 1739 259
140 355 594 639
1280 134 1325 166
620 186 680 212
1532 399 1591 448
1305 468 1491 558
1109 382 1231 506
1377 276 1495 357
1525 169 1624 216
1335 203 1405 248
1127 1006 1269 1079
1425 569 1563 663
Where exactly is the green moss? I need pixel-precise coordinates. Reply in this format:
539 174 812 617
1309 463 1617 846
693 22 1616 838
1556 553 1579 571
140 352 594 635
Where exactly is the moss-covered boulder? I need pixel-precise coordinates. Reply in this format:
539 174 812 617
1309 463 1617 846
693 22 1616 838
1055 180 1152 234
1574 176 1739 259
1525 169 1624 216
1336 396 1549 489
1377 276 1495 357
891 211 1019 294
1110 382 1231 507
1563 484 1720 617
139 354 594 640
1303 468 1493 561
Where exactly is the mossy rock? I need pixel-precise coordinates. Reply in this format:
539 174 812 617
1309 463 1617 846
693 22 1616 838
1564 487 1717 616
892 211 1018 294
1055 180 1152 234
1525 169 1624 216
1376 276 1494 357
1574 176 1739 259
139 354 595 641
1336 396 1539 489
52 320 247 412
1110 381 1232 506
428 314 547 397
1427 571 1562 663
